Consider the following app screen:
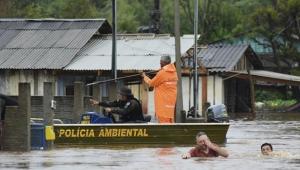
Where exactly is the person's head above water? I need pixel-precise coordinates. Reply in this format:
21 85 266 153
195 132 210 150
261 143 273 155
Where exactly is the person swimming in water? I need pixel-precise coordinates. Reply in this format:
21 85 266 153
261 143 292 157
261 143 273 156
182 132 229 159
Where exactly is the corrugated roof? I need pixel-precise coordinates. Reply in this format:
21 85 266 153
250 70 300 82
197 44 250 72
229 70 300 85
64 34 195 71
0 19 111 69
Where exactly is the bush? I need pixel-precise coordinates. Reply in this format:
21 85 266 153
256 89 297 111
263 99 297 111
256 90 285 101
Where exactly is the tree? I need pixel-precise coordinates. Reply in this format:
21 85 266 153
116 0 150 33
0 0 10 17
250 0 300 72
23 3 46 18
179 0 244 43
60 0 99 18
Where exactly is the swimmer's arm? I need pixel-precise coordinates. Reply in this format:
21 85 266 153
210 144 229 158
205 140 229 158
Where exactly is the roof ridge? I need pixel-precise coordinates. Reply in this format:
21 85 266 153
97 34 172 40
0 18 106 22
207 44 250 48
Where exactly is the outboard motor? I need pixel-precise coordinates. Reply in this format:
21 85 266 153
143 114 152 122
206 104 229 123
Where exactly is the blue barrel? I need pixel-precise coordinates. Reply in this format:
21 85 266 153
31 123 46 150
80 112 113 124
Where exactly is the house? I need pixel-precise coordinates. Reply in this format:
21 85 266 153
185 44 300 117
181 44 263 115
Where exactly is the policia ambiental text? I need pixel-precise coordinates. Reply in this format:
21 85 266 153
58 128 149 138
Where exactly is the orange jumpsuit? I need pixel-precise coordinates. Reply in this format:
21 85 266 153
143 63 178 123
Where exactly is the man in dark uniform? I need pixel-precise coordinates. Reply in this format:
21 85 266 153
89 87 145 123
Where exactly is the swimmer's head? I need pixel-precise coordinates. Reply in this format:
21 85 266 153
261 143 273 155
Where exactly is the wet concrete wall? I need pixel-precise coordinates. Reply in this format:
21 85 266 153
3 83 31 151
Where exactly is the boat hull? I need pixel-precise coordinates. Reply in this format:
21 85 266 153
53 123 229 146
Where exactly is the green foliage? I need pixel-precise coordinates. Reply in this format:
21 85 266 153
256 90 285 101
290 67 300 76
264 99 297 110
178 0 245 43
256 89 297 110
249 0 300 71
23 3 46 18
117 0 147 33
60 0 99 18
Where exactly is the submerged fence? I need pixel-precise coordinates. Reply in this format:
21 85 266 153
8 96 96 123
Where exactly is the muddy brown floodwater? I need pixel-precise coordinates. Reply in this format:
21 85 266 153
1 112 300 170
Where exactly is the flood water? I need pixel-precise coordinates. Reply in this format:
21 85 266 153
1 112 300 170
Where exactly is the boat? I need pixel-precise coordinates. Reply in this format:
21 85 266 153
53 122 229 146
53 104 229 147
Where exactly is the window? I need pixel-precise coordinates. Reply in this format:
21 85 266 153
65 85 74 96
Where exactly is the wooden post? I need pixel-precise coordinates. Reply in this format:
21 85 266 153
201 66 208 121
3 106 20 151
43 82 54 150
73 82 84 123
248 70 256 120
108 82 119 121
140 81 149 115
92 84 101 112
0 120 3 150
108 82 117 101
174 0 183 123
3 83 31 151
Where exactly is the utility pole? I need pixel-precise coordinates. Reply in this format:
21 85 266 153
138 0 160 33
112 0 117 80
150 0 160 33
110 0 118 101
193 0 199 117
174 0 183 123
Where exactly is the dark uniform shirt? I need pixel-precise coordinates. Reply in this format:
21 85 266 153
98 97 144 123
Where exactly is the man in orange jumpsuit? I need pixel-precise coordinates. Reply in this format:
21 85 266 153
142 55 178 123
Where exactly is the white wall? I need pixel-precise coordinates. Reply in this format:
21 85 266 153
2 70 56 96
182 76 203 115
0 70 8 94
181 75 224 115
207 75 224 106
36 70 57 95
147 90 155 119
